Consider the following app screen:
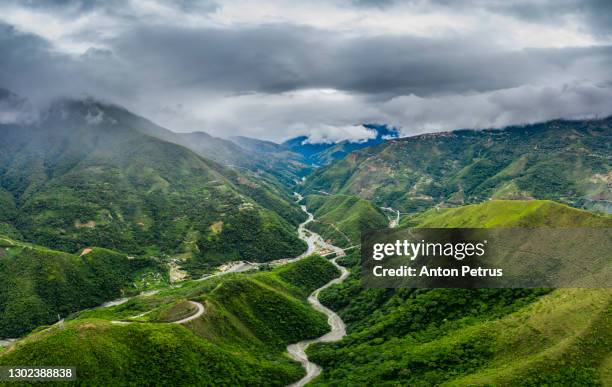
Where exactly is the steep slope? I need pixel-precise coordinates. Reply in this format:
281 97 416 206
309 200 611 386
230 136 286 154
0 256 340 386
0 235 157 338
303 118 612 213
303 194 388 247
86 102 309 213
0 99 306 266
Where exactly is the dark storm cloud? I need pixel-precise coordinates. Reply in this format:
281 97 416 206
0 23 130 104
488 0 612 37
110 24 612 96
1 0 612 139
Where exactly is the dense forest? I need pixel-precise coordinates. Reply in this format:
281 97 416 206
303 194 388 247
0 97 610 386
0 101 306 268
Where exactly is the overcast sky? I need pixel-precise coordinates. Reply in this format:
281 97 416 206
1 0 612 141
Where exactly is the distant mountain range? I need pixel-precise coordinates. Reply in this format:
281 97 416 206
303 118 612 213
230 124 400 167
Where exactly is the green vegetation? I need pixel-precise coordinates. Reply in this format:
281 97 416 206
1 97 610 386
304 118 612 213
0 100 306 268
0 321 304 386
303 194 388 247
0 236 157 338
308 200 612 385
0 255 340 386
402 199 612 228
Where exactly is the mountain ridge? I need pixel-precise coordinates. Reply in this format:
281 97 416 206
0 98 307 268
303 116 612 213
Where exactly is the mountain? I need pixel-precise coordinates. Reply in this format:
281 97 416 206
230 136 286 154
303 118 612 213
308 200 612 386
0 98 306 270
61 99 309 187
0 255 340 386
0 234 159 338
280 124 400 166
303 194 388 247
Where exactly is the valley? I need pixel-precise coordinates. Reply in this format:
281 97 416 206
0 97 610 386
2 1 612 384
0 194 352 386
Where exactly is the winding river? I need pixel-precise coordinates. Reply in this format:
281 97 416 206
1 194 353 386
286 194 350 387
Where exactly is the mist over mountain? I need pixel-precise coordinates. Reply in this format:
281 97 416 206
231 124 400 167
0 96 307 270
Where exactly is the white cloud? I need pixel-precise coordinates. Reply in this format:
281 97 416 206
302 124 377 144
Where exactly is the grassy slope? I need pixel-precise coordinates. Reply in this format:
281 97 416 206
309 200 612 386
303 118 612 213
0 255 340 386
304 194 388 247
403 199 612 228
0 235 157 338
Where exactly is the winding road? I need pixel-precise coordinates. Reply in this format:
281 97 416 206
172 301 205 324
2 193 353 384
111 300 205 325
113 193 351 383
286 196 350 387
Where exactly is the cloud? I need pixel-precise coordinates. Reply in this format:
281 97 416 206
0 87 38 124
380 81 612 135
301 124 377 144
0 1 611 142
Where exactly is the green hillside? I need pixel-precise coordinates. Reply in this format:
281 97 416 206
303 118 612 213
0 255 340 386
309 200 612 386
0 235 158 338
403 199 612 228
303 194 388 247
0 100 306 268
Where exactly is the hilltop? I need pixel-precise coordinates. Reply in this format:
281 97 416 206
403 199 612 228
303 194 388 247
